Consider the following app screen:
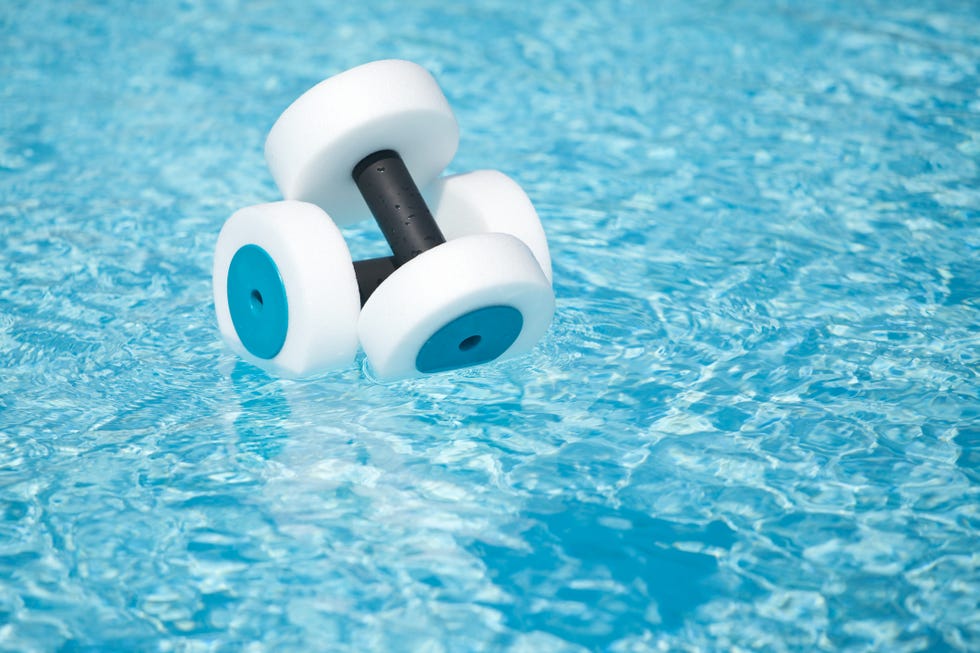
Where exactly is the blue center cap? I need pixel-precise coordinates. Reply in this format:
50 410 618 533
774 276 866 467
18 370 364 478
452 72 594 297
415 305 524 374
227 244 288 360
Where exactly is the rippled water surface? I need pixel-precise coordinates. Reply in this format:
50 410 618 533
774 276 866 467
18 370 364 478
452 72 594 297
2 1 978 650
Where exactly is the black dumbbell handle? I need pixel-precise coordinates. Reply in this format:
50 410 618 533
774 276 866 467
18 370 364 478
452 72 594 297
352 150 446 268
352 255 397 307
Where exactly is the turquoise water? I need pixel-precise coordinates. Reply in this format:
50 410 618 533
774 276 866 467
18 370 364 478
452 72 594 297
2 0 979 650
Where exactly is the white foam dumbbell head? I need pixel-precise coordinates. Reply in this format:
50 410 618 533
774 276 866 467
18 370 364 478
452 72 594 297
213 201 360 377
265 60 459 226
358 233 555 380
425 170 553 284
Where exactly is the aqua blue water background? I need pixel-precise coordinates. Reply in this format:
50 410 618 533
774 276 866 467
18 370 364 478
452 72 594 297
1 1 978 651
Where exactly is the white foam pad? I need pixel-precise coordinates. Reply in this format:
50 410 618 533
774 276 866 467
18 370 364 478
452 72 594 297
358 233 555 380
425 170 553 284
213 201 360 377
265 60 459 226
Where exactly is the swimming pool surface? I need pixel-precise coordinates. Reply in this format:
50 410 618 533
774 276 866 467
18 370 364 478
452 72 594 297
2 1 978 650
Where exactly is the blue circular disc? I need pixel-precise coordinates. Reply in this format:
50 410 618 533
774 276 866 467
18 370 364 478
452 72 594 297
415 305 524 374
227 244 288 360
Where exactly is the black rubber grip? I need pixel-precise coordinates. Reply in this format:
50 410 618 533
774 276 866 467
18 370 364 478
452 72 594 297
352 150 446 267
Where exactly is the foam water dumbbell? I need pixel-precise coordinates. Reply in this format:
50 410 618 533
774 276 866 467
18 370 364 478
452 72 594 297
213 60 554 380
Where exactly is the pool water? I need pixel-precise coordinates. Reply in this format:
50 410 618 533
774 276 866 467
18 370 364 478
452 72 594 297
1 1 978 650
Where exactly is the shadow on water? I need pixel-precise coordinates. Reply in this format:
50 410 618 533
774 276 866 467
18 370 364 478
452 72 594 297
230 362 290 460
469 502 749 647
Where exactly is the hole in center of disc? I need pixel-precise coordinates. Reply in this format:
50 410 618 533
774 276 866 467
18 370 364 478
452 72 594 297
459 334 481 351
250 289 264 312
